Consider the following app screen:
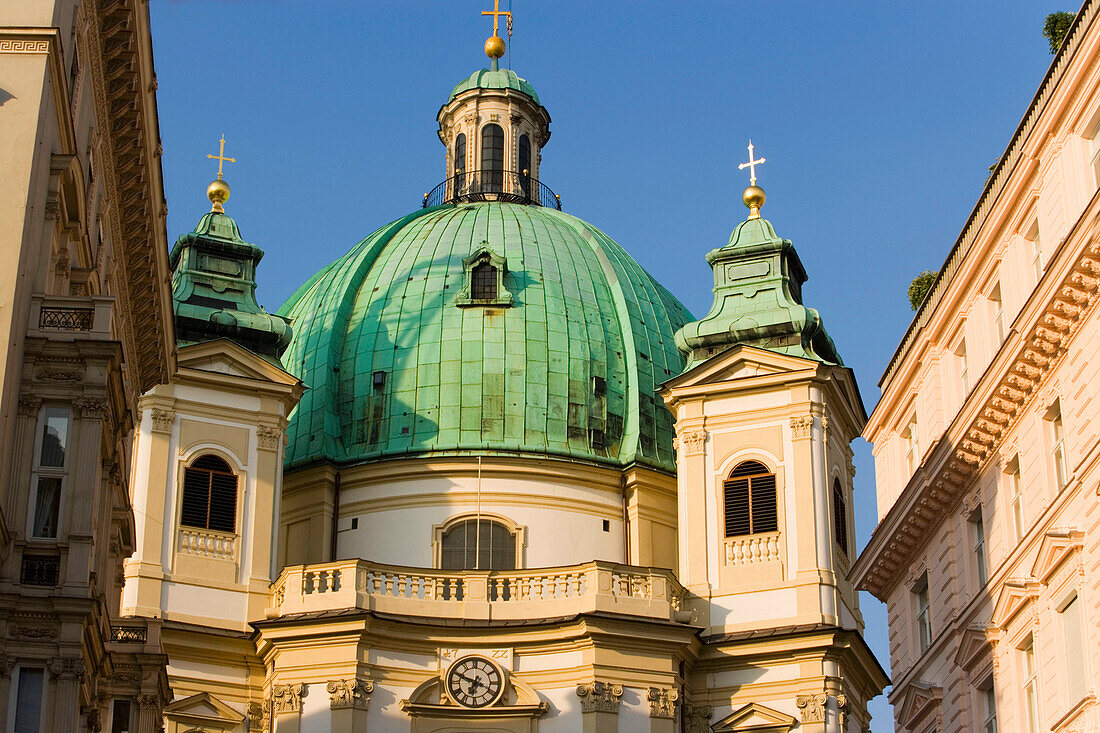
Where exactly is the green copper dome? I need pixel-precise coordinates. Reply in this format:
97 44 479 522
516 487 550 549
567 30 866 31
278 202 691 472
448 68 540 104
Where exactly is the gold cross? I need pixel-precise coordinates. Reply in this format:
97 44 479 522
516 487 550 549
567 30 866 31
206 135 236 180
482 0 512 37
738 140 765 186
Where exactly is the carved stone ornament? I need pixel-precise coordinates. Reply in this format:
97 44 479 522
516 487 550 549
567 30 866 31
837 694 848 729
647 687 679 718
795 693 828 724
74 396 108 420
246 702 265 731
48 657 87 680
790 415 815 439
35 367 82 383
17 395 42 417
150 409 174 433
684 704 712 733
10 626 57 640
680 430 706 455
575 681 623 713
85 708 102 732
327 678 373 710
272 683 305 715
136 694 159 710
256 425 282 451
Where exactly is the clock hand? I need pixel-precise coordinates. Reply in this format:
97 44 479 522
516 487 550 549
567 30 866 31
458 672 485 691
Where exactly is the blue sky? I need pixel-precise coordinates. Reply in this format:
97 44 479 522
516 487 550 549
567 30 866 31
149 2 1072 728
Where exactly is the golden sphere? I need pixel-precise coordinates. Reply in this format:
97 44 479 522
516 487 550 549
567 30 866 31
485 34 506 59
207 178 231 207
742 184 766 211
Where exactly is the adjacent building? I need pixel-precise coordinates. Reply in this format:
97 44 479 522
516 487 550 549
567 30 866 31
0 0 174 729
854 2 1100 731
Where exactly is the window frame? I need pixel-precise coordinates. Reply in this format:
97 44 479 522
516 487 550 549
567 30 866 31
1047 401 1068 491
913 572 932 654
1024 219 1042 283
1007 457 1025 545
979 678 997 733
479 123 505 192
989 282 1005 345
722 460 779 538
1058 592 1088 705
1020 635 1041 733
178 453 240 535
432 512 527 571
28 405 71 541
832 476 849 557
10 665 45 733
970 507 988 587
454 132 467 190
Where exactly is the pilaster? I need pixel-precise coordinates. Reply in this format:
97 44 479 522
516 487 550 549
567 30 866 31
576 681 623 733
48 656 85 732
327 677 372 732
647 687 679 733
272 682 305 733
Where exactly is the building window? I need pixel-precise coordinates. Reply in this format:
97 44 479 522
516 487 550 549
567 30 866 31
990 283 1005 345
1008 458 1024 544
518 134 531 196
914 573 932 653
904 413 919 475
1090 122 1100 188
471 261 498 300
1021 636 1040 733
440 518 517 571
970 508 988 586
1060 594 1087 703
832 477 848 556
480 123 504 191
454 133 466 189
723 460 778 537
111 699 132 733
13 667 44 733
1048 402 1068 491
980 679 997 733
30 406 69 538
180 455 238 533
1026 220 1042 282
956 338 969 396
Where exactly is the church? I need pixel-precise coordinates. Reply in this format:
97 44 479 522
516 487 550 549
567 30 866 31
0 2 886 731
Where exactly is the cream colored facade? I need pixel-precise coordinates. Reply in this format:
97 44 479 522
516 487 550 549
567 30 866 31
854 3 1100 731
0 0 174 730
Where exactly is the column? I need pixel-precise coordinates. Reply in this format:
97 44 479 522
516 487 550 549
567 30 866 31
272 683 306 733
576 681 622 733
647 687 679 733
48 657 84 732
135 694 160 733
327 678 372 732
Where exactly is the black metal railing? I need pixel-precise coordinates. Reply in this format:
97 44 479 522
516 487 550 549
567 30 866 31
21 555 60 586
422 170 561 210
40 307 94 330
110 625 148 644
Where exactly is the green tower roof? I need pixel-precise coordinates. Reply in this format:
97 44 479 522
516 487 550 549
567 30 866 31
278 202 692 473
674 211 842 369
448 68 540 104
170 210 292 362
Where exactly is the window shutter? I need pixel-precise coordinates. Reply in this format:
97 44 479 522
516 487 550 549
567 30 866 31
751 473 778 532
833 478 848 555
724 461 777 536
208 471 238 532
723 478 751 536
180 467 211 528
180 455 237 532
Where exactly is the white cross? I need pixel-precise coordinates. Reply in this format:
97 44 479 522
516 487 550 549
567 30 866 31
738 140 765 185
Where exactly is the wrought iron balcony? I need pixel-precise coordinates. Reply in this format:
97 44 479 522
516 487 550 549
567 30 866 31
423 170 561 210
269 559 692 624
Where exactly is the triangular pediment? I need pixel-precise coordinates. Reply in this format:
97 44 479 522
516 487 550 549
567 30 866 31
177 338 299 386
953 624 994 671
664 344 819 391
712 701 797 731
163 691 245 729
897 682 942 729
991 578 1040 629
1030 528 1083 584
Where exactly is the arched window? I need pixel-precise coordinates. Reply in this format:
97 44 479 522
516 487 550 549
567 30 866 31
180 455 238 533
518 134 531 196
723 460 778 537
833 477 848 556
440 518 517 570
471 261 498 300
481 123 504 192
454 133 466 189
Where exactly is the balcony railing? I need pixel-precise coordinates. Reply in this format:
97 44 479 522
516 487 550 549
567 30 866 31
28 294 113 339
109 624 148 644
270 559 692 624
723 531 781 565
178 527 237 562
422 170 561 210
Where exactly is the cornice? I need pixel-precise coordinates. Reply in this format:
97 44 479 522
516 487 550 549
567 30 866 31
855 189 1100 600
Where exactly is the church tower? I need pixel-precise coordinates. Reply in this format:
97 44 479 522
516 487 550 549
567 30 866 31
660 163 887 732
122 153 302 731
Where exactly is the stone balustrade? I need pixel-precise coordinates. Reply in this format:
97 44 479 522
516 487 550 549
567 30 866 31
723 531 781 565
270 559 693 624
178 527 237 561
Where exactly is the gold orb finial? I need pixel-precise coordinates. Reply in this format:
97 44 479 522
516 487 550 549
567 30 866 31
742 185 765 219
207 178 231 213
485 34 506 59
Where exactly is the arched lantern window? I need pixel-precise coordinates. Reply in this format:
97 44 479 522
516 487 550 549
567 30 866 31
518 134 531 196
454 132 467 189
481 123 504 192
833 477 848 556
723 460 778 537
180 455 238 533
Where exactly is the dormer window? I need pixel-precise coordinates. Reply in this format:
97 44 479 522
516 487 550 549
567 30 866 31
456 245 513 307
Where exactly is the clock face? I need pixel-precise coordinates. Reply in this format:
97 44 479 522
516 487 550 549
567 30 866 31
444 655 504 709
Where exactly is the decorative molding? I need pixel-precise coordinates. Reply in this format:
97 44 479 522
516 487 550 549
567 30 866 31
136 695 159 710
48 657 86 680
795 693 827 724
17 395 42 417
647 687 678 718
256 424 282 451
680 430 706 455
684 704 712 733
836 694 848 729
150 409 174 433
575 681 623 713
74 396 108 420
0 38 51 54
789 415 814 439
9 626 56 640
327 678 373 710
35 367 83 383
246 702 264 731
272 683 305 715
